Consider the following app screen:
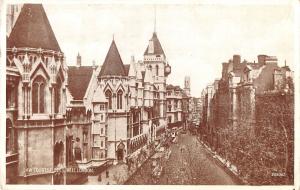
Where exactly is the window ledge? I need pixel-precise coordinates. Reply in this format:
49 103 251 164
30 113 65 120
30 114 50 120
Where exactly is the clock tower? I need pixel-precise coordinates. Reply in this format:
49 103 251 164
144 31 171 125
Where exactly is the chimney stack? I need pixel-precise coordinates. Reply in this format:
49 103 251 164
233 54 241 70
77 52 81 67
257 54 267 65
92 60 96 70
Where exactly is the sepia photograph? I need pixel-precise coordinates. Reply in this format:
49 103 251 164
2 0 298 188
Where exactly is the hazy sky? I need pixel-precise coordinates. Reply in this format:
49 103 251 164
43 3 294 96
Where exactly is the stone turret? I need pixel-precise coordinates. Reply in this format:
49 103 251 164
128 55 137 107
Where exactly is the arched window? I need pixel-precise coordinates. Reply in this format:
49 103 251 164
117 90 123 109
32 76 46 113
149 65 152 71
105 90 112 109
74 137 82 161
55 78 61 113
6 119 13 154
54 142 64 167
156 65 159 76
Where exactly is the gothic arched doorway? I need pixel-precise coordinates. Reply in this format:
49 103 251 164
117 141 125 161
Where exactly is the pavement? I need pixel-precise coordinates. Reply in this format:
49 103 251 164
84 162 129 185
84 144 155 185
125 131 237 185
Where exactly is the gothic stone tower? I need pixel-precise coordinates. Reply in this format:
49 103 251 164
6 4 67 184
143 32 171 127
98 39 129 163
184 76 191 97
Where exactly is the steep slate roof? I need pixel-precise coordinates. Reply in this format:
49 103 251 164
8 4 61 52
166 84 175 90
144 32 165 56
68 66 94 100
124 64 130 76
99 40 126 77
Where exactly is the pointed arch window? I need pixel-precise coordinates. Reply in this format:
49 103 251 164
117 90 123 109
32 76 46 113
156 65 159 76
105 90 112 109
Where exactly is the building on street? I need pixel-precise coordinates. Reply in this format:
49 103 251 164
199 54 294 184
6 4 171 184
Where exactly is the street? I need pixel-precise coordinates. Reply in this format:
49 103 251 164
125 131 236 185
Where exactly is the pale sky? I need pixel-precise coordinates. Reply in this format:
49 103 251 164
43 3 295 97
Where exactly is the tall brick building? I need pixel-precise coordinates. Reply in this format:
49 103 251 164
200 54 294 184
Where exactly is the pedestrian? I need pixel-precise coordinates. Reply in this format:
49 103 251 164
98 174 102 182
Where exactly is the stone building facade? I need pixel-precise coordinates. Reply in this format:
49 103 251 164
6 4 68 184
6 4 171 184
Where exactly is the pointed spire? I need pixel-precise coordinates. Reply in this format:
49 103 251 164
77 52 81 67
8 4 61 52
92 60 96 70
99 39 126 77
128 55 136 77
137 66 143 80
23 53 30 65
144 32 165 56
284 59 287 67
144 66 152 83
154 6 157 33
50 55 56 67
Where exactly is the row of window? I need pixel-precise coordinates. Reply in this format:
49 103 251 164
92 148 106 159
148 65 159 76
105 90 123 109
6 75 62 114
93 135 105 148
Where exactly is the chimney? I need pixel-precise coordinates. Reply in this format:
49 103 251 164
233 55 241 69
92 60 96 70
257 54 267 65
131 55 135 63
77 53 81 67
